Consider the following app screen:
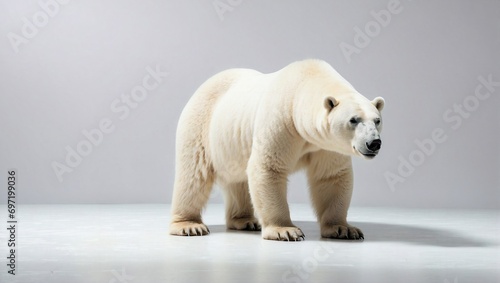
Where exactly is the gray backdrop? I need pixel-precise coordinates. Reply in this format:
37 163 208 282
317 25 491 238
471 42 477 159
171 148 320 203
0 0 498 208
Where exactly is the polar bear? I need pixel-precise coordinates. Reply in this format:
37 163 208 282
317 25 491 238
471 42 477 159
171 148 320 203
169 59 384 241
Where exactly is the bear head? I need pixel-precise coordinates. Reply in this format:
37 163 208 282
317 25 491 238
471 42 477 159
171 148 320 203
323 94 385 159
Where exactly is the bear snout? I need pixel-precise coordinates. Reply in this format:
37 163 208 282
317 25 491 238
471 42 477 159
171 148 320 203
366 139 382 152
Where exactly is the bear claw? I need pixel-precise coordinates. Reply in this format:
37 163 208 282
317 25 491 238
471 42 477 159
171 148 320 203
263 226 305 241
321 224 363 240
170 221 210 236
227 217 261 231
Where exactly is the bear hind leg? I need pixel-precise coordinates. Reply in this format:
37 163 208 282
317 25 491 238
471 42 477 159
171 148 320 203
170 144 215 236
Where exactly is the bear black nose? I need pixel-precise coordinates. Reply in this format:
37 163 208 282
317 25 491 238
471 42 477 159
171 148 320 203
366 139 381 151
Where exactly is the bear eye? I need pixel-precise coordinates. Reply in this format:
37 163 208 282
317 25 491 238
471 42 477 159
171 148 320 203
349 117 358 125
374 118 381 125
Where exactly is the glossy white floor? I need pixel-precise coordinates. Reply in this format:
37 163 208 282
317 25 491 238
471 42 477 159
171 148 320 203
0 204 498 283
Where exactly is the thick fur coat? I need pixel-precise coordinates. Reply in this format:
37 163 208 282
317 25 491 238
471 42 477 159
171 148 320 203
170 59 384 241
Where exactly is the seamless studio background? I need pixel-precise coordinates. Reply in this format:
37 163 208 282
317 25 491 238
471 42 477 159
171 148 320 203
0 0 498 208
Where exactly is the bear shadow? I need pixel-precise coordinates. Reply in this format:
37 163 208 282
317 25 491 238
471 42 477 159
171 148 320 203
208 221 495 247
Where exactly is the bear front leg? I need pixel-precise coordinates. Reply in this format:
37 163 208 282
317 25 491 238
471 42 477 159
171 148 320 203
247 157 305 241
223 182 261 231
307 156 364 240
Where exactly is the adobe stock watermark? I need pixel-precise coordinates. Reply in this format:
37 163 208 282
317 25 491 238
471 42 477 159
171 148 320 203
51 65 169 183
281 243 335 283
385 74 499 192
339 0 410 64
212 0 244 21
6 170 18 276
7 0 71 53
108 268 134 283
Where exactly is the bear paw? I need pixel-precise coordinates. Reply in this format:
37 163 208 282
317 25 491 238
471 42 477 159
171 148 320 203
170 221 210 236
227 217 261 231
321 224 364 240
263 226 305 241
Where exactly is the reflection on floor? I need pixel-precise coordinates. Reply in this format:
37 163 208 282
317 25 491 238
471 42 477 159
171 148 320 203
0 204 498 283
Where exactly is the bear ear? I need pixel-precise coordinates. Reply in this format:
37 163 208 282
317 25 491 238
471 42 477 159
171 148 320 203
372 97 385 112
324 96 337 112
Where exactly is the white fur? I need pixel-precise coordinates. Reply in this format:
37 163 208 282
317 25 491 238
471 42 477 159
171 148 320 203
170 59 384 241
